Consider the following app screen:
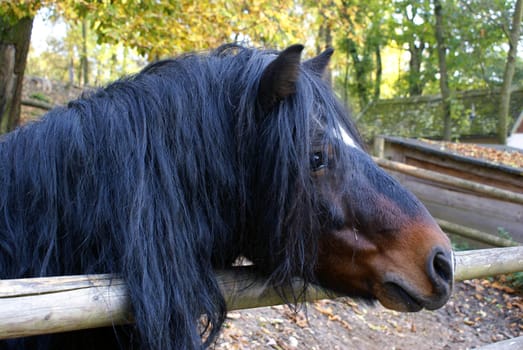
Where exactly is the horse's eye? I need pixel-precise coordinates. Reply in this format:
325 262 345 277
310 152 328 171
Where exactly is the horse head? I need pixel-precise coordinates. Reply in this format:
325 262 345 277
255 45 453 312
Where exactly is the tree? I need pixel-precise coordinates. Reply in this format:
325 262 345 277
433 0 452 141
447 0 513 90
497 0 523 144
312 0 389 109
80 18 88 85
0 3 39 133
0 0 305 133
53 0 306 58
391 0 435 97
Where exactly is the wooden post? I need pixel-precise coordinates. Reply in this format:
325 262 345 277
372 135 385 158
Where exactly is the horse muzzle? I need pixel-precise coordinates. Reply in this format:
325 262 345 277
377 246 454 312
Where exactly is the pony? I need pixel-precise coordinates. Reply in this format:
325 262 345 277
0 44 453 349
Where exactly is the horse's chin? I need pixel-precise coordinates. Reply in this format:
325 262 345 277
374 278 450 312
375 282 424 312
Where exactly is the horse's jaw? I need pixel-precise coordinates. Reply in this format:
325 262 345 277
315 221 454 312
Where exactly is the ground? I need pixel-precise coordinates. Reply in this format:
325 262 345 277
213 278 522 350
21 78 523 350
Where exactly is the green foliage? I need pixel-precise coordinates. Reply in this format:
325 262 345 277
25 14 145 85
22 0 312 85
26 36 70 81
497 227 514 242
386 0 520 97
506 271 523 290
390 0 436 97
0 1 41 24
445 0 515 90
451 239 470 251
357 88 523 141
318 0 391 109
4 0 522 137
50 0 309 58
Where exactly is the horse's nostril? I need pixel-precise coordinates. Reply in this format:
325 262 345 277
427 248 453 290
433 252 452 283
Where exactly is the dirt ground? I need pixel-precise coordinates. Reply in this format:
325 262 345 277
213 278 522 350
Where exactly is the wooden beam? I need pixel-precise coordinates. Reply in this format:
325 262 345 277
436 219 519 247
0 267 334 340
454 246 523 281
0 274 131 339
373 157 523 205
2 247 523 340
21 98 54 111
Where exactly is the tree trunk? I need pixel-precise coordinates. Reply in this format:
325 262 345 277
408 41 425 96
346 38 369 109
373 44 382 100
0 15 33 133
68 57 74 86
342 49 350 105
433 0 452 141
317 21 333 85
497 0 523 144
81 19 89 86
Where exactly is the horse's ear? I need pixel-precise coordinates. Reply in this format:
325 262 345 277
258 44 304 112
303 48 334 77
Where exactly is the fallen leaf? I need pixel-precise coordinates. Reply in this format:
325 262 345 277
227 312 242 320
367 323 388 332
340 320 352 331
329 314 342 322
260 327 271 335
464 319 475 326
411 323 416 333
313 304 334 317
491 282 516 294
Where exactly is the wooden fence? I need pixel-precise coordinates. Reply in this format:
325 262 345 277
374 136 523 247
1 246 522 340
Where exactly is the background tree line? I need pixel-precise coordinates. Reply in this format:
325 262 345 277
1 0 522 142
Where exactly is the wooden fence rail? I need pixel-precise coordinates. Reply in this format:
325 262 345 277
436 219 519 248
373 156 523 246
1 246 523 340
373 157 523 205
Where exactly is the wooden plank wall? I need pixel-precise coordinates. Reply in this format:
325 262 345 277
379 137 523 246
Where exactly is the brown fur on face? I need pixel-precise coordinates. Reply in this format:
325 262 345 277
312 147 453 312
316 214 452 311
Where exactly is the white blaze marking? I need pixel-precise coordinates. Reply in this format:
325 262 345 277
336 121 358 149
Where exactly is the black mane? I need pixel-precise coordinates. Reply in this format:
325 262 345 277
0 45 362 349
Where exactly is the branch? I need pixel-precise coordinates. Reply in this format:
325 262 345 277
21 99 55 111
